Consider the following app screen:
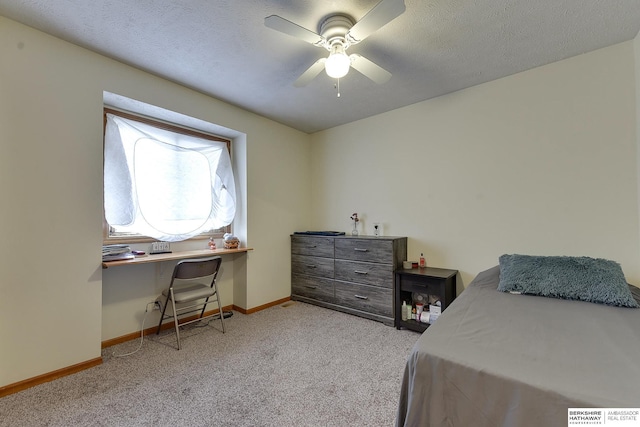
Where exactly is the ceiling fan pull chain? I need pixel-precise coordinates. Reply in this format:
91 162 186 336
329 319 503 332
335 79 341 98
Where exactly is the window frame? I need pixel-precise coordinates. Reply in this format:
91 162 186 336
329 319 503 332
102 107 232 244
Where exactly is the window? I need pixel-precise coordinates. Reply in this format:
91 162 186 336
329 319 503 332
103 108 235 243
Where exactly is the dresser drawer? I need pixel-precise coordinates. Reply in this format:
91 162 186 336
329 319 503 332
334 238 393 263
292 274 334 303
291 236 334 258
292 254 334 278
334 259 393 288
334 281 393 317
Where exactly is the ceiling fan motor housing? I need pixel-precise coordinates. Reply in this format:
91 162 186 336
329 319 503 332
319 14 354 49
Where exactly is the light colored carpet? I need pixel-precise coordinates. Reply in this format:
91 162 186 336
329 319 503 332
1 301 419 426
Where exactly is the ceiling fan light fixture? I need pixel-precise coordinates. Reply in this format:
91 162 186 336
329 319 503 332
325 44 350 79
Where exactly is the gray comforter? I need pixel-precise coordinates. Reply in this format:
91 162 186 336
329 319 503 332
396 266 640 427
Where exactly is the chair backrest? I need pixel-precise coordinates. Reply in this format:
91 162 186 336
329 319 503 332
171 256 222 284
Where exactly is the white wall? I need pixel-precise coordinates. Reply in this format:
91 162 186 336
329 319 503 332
311 41 640 288
0 16 311 388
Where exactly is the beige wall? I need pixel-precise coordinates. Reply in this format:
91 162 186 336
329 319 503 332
311 41 640 288
635 31 640 243
2 13 639 389
0 16 311 387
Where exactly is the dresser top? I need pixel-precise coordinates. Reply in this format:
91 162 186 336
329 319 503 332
292 234 406 240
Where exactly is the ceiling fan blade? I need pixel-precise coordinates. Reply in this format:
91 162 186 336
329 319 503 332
346 0 406 44
294 58 327 87
265 15 325 46
349 54 391 84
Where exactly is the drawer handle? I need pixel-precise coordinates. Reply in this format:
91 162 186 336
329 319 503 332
354 248 368 252
354 295 369 300
306 265 317 269
305 285 317 289
307 245 317 248
354 270 368 275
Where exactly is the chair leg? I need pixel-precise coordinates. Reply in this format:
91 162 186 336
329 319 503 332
215 285 226 333
199 297 210 319
170 289 181 350
219 302 226 333
198 293 225 333
156 296 169 335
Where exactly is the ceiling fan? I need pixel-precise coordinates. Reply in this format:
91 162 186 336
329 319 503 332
265 0 406 88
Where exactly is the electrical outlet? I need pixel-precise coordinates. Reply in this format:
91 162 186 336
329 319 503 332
153 301 161 311
151 241 171 253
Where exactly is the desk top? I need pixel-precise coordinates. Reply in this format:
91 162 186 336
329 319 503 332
102 247 253 268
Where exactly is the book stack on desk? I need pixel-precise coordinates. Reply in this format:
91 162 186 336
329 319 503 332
102 244 134 262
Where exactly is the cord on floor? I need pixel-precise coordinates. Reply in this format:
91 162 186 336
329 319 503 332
193 310 233 327
112 306 233 356
112 301 155 358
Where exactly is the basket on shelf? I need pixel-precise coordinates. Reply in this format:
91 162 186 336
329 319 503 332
224 239 240 249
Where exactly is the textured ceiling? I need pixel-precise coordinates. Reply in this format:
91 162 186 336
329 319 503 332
2 0 640 133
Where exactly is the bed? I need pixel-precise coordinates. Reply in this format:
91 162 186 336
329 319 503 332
396 256 640 427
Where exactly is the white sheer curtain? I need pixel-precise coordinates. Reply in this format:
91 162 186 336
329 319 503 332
104 113 236 242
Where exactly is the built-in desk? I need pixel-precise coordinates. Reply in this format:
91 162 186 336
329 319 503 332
102 247 253 268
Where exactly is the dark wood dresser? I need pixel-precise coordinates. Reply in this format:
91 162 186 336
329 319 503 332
291 234 407 325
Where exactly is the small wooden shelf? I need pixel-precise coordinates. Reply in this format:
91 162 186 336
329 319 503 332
102 247 253 268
